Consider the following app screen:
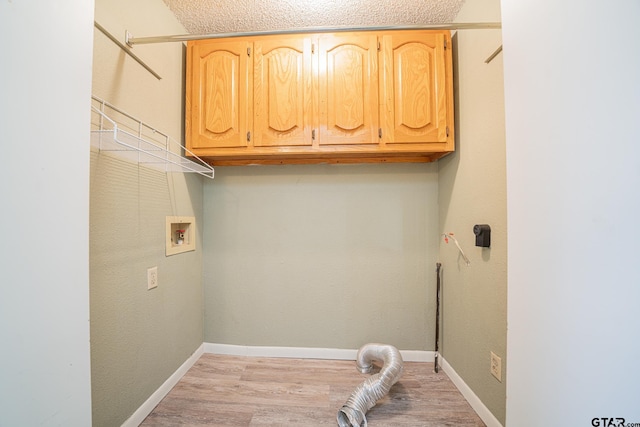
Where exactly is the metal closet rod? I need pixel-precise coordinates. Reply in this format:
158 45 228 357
126 22 502 45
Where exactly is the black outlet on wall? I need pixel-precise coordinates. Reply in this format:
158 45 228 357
473 224 491 248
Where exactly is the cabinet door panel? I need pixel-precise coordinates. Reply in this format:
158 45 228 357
318 33 378 145
188 40 251 149
381 32 449 144
254 37 313 147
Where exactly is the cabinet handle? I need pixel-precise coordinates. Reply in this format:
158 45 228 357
312 129 316 140
378 128 382 139
247 131 251 142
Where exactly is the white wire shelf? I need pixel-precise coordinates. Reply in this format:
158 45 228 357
90 96 214 179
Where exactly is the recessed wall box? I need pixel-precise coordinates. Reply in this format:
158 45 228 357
166 216 195 256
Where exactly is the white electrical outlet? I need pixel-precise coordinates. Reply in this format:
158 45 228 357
147 266 158 290
490 351 502 382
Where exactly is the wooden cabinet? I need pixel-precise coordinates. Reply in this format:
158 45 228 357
317 33 379 146
186 30 454 165
253 36 313 148
380 31 451 147
186 39 251 149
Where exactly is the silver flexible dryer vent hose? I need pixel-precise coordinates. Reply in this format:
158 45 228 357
337 343 404 427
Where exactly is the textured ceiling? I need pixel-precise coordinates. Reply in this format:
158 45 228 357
162 0 466 34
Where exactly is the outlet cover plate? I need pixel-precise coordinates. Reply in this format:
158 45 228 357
490 351 502 382
147 266 158 290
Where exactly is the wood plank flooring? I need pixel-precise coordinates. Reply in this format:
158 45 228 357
141 353 485 427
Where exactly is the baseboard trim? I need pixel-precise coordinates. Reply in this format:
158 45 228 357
440 356 503 427
121 344 204 427
203 342 435 362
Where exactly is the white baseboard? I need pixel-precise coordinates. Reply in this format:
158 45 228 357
203 342 435 362
440 356 503 427
121 344 204 427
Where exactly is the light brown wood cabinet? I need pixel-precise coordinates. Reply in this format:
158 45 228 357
253 36 312 148
186 30 453 165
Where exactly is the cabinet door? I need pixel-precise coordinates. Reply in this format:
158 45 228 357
317 33 379 145
380 31 451 144
187 39 252 149
253 36 313 147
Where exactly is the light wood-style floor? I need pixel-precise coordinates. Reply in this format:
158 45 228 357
141 353 485 427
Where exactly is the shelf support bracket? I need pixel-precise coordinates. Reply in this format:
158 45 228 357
485 45 503 64
94 21 162 80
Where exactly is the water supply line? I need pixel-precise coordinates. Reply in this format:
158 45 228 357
337 343 404 427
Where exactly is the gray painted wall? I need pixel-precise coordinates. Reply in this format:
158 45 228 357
503 0 640 424
203 164 439 350
439 0 507 423
0 1 94 425
90 1 204 425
